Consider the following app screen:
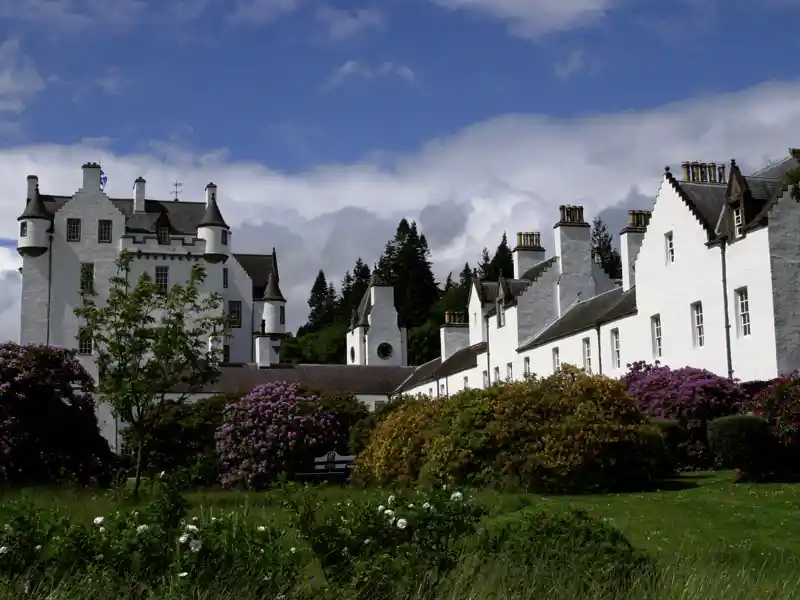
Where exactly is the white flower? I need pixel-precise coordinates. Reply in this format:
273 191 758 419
377 505 385 512
179 534 189 544
423 502 432 510
159 471 165 478
364 539 371 545
178 572 188 578
442 484 448 491
189 539 202 553
192 516 199 522
99 527 106 533
0 547 7 554
396 518 408 530
387 495 395 505
93 517 104 526
185 524 198 533
136 524 148 534
408 504 414 508
257 526 266 532
290 547 296 553
34 545 41 551
450 491 463 502
211 517 217 522
132 511 139 517
384 509 394 518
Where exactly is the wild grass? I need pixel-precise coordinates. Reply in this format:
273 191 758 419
1 471 797 599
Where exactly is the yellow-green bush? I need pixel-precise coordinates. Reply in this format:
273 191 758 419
355 367 670 493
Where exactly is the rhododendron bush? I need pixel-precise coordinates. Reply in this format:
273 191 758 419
215 382 343 489
0 342 116 484
621 361 745 469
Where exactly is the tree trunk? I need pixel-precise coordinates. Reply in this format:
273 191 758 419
133 440 144 500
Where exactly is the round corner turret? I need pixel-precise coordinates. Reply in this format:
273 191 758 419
17 185 51 258
197 181 230 263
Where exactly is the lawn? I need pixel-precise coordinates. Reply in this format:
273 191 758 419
1 471 798 599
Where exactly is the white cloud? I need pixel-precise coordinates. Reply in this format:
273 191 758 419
313 6 384 40
228 0 301 24
323 60 415 89
93 66 129 95
428 0 616 39
0 38 46 114
554 48 585 79
1 80 799 343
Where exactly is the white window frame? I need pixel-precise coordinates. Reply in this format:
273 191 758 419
77 328 93 355
155 265 169 294
651 314 663 358
463 375 469 390
523 356 530 376
493 366 500 383
733 207 743 237
482 370 489 387
222 267 229 289
98 219 113 243
610 328 621 368
497 304 505 328
228 300 242 328
582 337 592 373
691 301 704 347
156 225 170 245
19 222 27 237
552 347 560 371
439 383 446 396
66 218 81 242
736 287 751 337
506 362 513 381
664 231 674 263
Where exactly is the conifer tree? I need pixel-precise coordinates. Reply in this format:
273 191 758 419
591 217 623 280
490 231 514 279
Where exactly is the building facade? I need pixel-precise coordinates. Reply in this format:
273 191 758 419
395 150 800 396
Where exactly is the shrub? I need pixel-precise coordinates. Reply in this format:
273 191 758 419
215 382 344 489
621 362 745 469
0 342 117 486
650 418 688 472
349 396 407 455
294 485 485 600
122 393 239 488
313 392 369 455
356 368 669 493
743 375 800 475
471 506 655 595
707 414 776 481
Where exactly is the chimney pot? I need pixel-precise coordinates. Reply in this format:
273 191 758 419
559 205 566 222
699 162 708 182
532 232 540 247
690 161 700 181
26 175 38 200
708 162 717 183
718 164 726 182
681 162 690 180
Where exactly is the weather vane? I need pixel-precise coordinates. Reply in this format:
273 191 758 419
172 180 182 201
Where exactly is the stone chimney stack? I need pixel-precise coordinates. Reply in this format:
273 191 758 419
619 210 651 291
440 311 470 360
512 231 546 279
708 163 717 183
699 163 708 182
681 162 690 181
718 163 726 182
554 204 593 315
133 177 146 213
690 161 700 182
81 162 102 192
26 175 38 201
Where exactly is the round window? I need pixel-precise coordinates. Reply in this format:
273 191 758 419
377 342 393 360
350 347 355 362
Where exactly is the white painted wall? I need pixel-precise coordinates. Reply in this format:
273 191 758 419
365 286 405 365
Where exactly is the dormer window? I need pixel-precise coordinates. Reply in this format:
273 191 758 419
733 207 743 237
157 225 169 245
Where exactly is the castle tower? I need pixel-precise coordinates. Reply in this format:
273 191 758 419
17 179 51 258
196 182 230 263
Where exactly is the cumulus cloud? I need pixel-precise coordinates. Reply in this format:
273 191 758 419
322 60 416 89
554 48 586 79
313 6 384 40
1 80 800 343
0 38 47 115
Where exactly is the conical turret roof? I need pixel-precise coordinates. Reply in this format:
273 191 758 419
263 271 285 302
18 186 51 221
198 186 229 229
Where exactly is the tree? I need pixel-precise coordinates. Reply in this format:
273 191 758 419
305 270 336 332
490 232 514 279
591 217 623 280
74 249 229 497
477 248 492 280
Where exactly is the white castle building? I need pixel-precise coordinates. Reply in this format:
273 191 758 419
394 149 800 396
17 162 413 450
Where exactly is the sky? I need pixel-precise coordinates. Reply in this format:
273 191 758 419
0 0 800 339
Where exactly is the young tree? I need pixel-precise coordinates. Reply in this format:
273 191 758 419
490 232 514 280
74 250 229 497
591 217 623 280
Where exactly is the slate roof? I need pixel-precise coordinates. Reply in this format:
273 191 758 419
517 287 637 352
349 275 404 331
19 189 51 220
233 253 276 300
262 271 285 301
394 341 487 392
172 363 414 396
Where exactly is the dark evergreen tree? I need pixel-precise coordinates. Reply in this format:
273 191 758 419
490 232 514 279
477 248 492 280
591 217 623 280
304 270 336 332
458 262 473 288
443 273 454 292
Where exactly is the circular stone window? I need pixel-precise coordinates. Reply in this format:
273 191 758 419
377 342 393 360
350 347 355 362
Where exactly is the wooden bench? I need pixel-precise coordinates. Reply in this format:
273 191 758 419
296 451 356 483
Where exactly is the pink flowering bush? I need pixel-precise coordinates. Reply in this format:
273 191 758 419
215 382 343 489
0 342 116 485
621 361 745 469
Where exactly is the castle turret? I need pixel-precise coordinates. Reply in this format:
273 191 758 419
262 271 286 335
17 180 51 258
196 182 230 263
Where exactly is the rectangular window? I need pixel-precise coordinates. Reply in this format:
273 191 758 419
651 314 663 358
506 362 513 381
228 300 242 328
493 366 500 383
523 356 531 376
98 219 112 243
280 305 286 325
664 231 674 263
733 207 743 237
439 384 446 396
77 328 93 355
610 328 621 368
222 267 229 289
552 347 560 371
155 266 169 293
222 344 230 363
691 302 704 347
66 218 81 242
429 387 433 396
463 376 469 390
221 230 228 245
156 226 170 245
19 222 27 237
497 304 505 328
79 263 94 294
736 287 751 337
482 370 489 387
582 337 592 373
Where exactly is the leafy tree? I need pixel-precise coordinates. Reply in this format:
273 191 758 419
408 321 441 365
74 249 229 497
591 217 623 280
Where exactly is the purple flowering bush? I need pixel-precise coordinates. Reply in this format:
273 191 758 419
215 382 344 489
621 361 745 469
0 342 116 485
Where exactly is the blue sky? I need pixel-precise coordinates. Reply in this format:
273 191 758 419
0 0 799 337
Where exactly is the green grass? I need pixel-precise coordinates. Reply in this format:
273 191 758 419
2 471 799 599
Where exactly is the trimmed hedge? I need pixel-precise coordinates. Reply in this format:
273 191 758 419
707 414 776 481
